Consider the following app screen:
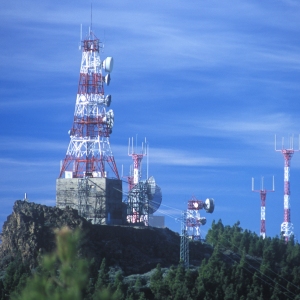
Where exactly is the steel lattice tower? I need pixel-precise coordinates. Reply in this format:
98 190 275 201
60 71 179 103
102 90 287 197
185 196 214 240
125 137 148 224
127 137 147 190
180 211 189 268
59 29 119 179
186 197 206 240
180 197 214 267
252 177 274 239
275 135 299 242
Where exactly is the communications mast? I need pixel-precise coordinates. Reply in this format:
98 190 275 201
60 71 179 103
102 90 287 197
275 135 299 242
252 177 274 239
180 196 214 267
186 196 214 240
59 28 119 179
125 137 148 224
127 137 147 190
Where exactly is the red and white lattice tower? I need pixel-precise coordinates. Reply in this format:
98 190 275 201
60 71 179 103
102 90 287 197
125 137 148 224
59 29 119 179
252 177 274 239
275 135 299 242
186 196 214 240
127 137 147 191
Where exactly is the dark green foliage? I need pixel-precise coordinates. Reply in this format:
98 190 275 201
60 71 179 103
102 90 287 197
95 258 109 291
2 220 300 299
11 227 90 300
0 258 30 299
150 264 168 299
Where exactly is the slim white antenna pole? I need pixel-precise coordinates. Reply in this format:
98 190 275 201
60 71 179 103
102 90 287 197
147 142 149 179
79 24 82 50
90 3 93 32
136 134 138 152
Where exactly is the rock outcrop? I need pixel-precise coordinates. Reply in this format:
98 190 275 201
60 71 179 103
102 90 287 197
0 201 212 275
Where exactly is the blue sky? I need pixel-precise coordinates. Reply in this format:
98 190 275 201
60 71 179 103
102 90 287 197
1 0 300 239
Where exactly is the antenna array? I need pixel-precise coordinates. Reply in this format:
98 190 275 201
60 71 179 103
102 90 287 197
275 134 300 242
252 176 274 239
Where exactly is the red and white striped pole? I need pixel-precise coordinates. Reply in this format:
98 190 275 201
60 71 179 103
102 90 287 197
275 135 299 242
252 177 274 239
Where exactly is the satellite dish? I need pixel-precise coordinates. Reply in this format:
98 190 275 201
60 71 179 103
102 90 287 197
199 217 207 225
204 198 214 213
105 95 111 107
146 176 156 200
104 74 111 85
105 74 110 85
148 183 162 214
106 109 114 129
103 57 114 73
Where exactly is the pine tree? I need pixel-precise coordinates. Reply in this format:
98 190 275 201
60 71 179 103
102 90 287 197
2 258 30 297
95 258 109 291
150 264 168 300
12 227 100 300
112 270 125 300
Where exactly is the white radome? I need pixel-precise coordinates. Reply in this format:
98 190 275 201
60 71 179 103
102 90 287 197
103 57 114 73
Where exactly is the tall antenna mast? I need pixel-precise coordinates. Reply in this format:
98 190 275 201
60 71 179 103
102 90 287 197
180 211 189 268
185 196 214 240
90 3 93 33
147 141 149 180
252 176 275 239
275 134 300 242
59 26 119 179
127 137 147 190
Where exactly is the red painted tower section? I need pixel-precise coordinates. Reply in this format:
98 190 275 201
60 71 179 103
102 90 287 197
59 29 119 179
275 135 299 242
185 196 214 240
127 137 147 191
252 177 274 239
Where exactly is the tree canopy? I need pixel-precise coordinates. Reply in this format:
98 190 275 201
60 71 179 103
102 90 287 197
1 221 300 299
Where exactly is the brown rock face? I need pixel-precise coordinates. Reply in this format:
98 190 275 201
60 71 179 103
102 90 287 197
0 200 89 269
0 201 212 275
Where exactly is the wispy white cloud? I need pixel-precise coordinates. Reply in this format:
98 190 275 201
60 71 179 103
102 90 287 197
149 147 228 166
127 111 297 141
113 143 231 167
2 0 300 81
0 158 57 168
0 138 66 153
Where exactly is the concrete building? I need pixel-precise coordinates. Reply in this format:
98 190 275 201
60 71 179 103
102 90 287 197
149 215 165 228
56 177 123 225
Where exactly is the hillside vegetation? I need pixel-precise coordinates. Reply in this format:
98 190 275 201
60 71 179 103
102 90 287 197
1 201 300 299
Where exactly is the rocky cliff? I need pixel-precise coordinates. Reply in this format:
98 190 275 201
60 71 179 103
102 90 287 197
0 201 212 275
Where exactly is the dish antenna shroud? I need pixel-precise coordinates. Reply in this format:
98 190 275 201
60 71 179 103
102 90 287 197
126 176 162 225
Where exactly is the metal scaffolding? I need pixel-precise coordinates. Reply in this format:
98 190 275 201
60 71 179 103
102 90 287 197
180 211 189 268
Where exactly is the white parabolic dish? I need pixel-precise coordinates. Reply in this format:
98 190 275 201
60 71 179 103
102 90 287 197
103 57 114 73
